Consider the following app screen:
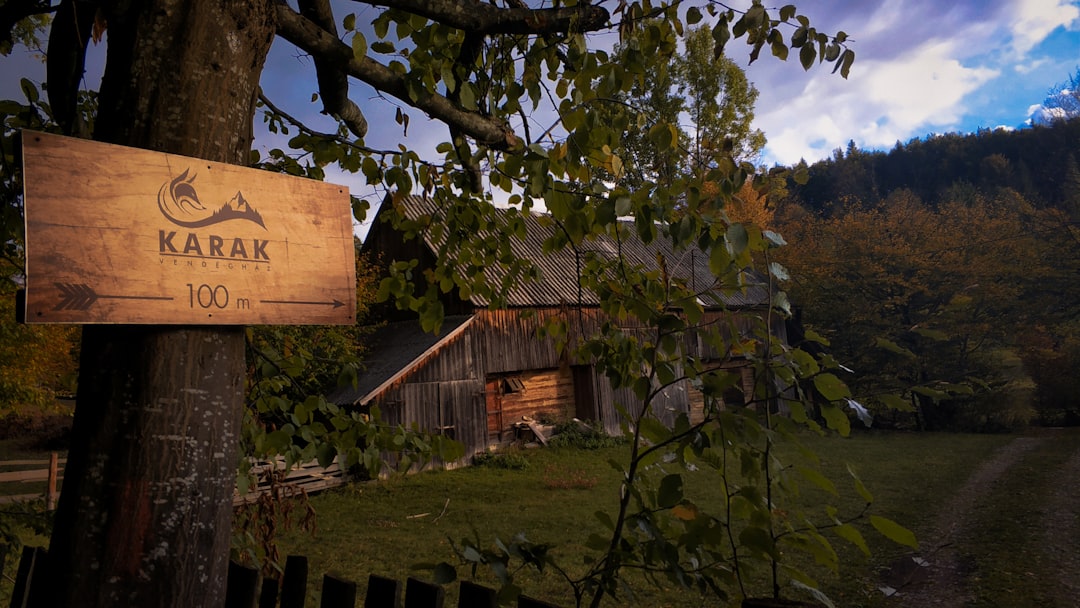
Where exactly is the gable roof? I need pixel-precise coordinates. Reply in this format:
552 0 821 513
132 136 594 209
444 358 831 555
326 315 475 406
371 195 772 309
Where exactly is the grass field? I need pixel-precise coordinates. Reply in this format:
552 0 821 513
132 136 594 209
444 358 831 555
265 431 1016 607
6 429 1075 607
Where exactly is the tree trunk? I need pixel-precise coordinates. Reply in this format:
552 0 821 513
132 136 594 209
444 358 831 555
38 1 275 606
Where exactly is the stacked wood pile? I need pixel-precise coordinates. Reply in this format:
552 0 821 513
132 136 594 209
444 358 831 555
234 458 346 506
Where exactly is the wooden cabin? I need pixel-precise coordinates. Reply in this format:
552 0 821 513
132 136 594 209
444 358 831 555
329 196 787 458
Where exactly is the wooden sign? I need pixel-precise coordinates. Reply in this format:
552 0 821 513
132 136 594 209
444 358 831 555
21 131 357 325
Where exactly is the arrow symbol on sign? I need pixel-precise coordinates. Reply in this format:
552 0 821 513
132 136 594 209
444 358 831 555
260 298 346 309
54 283 174 311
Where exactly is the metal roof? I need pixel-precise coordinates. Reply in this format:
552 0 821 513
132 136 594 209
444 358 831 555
377 195 772 309
325 315 475 406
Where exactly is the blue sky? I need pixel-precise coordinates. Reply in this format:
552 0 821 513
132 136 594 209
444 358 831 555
3 1 1078 186
739 0 1080 166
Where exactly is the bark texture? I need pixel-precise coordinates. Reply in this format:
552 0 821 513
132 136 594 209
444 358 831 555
39 1 275 605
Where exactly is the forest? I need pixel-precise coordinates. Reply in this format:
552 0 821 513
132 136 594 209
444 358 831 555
771 117 1080 430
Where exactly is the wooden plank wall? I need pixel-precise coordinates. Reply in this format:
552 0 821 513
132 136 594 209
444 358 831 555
494 367 575 428
407 331 477 383
388 380 485 455
472 309 569 373
366 305 783 455
687 363 755 424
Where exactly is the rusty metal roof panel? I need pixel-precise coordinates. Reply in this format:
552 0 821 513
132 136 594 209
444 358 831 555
325 315 475 406
381 195 771 309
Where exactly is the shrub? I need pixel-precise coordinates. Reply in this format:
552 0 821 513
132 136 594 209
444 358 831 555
548 421 626 450
471 451 530 470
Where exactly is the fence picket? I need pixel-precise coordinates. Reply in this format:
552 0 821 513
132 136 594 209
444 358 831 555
9 549 560 608
404 577 444 608
457 580 497 608
320 574 357 608
518 595 561 608
10 546 45 608
281 554 309 608
364 574 401 608
225 560 260 608
259 578 280 608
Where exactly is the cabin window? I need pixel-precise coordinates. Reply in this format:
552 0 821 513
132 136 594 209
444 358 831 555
503 376 525 393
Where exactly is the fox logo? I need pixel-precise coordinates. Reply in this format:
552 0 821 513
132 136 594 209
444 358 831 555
157 169 266 229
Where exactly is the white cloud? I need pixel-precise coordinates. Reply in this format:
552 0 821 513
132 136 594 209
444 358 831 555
1006 0 1080 55
1015 57 1052 73
754 39 998 165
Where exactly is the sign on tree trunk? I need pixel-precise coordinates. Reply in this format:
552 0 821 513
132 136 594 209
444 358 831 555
21 131 357 325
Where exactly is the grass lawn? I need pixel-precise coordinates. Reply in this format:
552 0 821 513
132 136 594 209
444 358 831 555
267 431 1012 607
7 429 1068 606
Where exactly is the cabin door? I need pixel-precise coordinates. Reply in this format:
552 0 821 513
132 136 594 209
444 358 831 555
485 378 504 439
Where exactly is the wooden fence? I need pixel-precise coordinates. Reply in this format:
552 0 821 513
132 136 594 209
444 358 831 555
0 453 63 510
0 454 344 510
234 458 347 506
6 548 562 608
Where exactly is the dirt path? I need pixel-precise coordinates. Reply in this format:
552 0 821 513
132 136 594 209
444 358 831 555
1040 441 1080 606
882 430 1080 607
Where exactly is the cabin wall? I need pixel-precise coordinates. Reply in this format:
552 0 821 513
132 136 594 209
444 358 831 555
367 306 784 457
485 367 577 438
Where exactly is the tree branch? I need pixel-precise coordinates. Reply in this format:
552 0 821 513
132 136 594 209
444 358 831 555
275 3 525 152
0 0 53 51
356 0 608 35
297 0 368 139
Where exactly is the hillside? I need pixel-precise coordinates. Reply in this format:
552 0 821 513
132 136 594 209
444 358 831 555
786 119 1080 214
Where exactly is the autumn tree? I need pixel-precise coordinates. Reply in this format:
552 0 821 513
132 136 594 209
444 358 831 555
777 187 1054 430
0 1 861 605
0 258 78 415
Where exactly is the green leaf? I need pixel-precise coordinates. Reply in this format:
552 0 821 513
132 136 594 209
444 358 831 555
461 545 483 563
739 526 777 558
847 463 874 503
813 373 850 401
316 442 337 468
343 13 356 31
433 562 457 584
799 42 815 70
763 230 788 247
877 393 914 411
797 466 837 495
351 32 368 61
586 533 610 551
837 49 855 78
371 41 395 54
458 82 477 111
819 402 850 436
712 20 730 58
646 122 676 151
726 224 748 256
874 337 916 359
912 326 949 341
771 40 789 61
870 515 918 549
658 474 683 508
768 261 790 281
638 416 671 445
912 385 949 402
834 524 871 556
20 78 38 103
686 6 703 24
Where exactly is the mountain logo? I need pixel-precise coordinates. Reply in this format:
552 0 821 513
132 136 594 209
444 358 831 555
157 169 266 229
